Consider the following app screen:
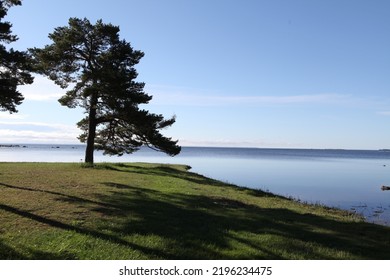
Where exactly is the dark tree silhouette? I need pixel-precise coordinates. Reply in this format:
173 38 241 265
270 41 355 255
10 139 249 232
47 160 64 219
31 18 180 164
0 0 33 113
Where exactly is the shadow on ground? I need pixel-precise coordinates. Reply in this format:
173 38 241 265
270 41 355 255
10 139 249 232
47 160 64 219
1 164 389 259
96 182 390 259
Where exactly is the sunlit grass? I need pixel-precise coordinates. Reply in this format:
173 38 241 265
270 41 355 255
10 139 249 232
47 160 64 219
0 162 389 259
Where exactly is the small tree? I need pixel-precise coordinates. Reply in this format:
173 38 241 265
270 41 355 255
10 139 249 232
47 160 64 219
0 0 33 113
31 18 180 164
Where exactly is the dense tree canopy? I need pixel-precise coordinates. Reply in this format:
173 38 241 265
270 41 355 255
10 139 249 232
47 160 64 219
31 18 180 163
0 0 33 113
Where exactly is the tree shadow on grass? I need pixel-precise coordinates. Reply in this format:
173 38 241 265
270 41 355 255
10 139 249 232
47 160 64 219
0 182 117 209
102 164 239 189
102 163 279 199
0 236 78 260
0 203 174 259
97 182 390 259
0 243 77 260
1 164 390 260
0 238 27 259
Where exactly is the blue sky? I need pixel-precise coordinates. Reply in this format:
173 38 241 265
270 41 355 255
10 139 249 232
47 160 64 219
1 0 390 149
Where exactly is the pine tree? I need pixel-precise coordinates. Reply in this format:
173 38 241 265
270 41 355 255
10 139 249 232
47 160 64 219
31 18 180 164
0 0 33 113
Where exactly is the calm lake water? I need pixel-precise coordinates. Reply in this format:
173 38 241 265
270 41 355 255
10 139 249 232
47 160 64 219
1 144 390 225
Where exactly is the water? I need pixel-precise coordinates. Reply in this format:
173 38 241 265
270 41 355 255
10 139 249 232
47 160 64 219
1 144 390 225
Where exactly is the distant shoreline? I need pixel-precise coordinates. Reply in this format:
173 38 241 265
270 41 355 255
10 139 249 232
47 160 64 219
1 143 390 152
0 144 27 148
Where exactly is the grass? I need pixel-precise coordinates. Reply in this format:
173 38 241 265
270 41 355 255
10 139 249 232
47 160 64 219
0 162 389 259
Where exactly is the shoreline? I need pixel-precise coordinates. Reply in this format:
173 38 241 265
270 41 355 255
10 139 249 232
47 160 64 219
0 162 389 259
1 143 390 151
2 145 390 227
0 159 389 227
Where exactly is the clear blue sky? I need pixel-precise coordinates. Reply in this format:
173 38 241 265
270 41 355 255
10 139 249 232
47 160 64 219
1 0 390 149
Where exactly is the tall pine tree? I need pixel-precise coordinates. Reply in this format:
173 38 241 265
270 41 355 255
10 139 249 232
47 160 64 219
0 0 33 113
31 18 180 164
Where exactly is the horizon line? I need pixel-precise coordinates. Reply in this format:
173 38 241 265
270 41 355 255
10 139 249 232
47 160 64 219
0 143 387 151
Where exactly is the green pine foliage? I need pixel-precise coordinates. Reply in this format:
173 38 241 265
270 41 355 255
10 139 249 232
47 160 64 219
0 0 33 113
31 18 180 163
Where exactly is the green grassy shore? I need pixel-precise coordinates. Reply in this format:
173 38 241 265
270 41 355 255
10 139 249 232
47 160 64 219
0 162 389 259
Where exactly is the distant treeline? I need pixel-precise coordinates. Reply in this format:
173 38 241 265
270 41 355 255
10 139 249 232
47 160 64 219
0 144 26 148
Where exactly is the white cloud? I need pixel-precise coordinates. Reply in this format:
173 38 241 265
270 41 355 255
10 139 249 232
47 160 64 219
0 112 28 120
0 121 80 144
177 138 302 148
0 129 78 143
146 85 351 106
18 75 65 101
0 120 74 129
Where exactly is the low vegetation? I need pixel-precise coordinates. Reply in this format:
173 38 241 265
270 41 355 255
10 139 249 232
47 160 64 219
0 162 389 259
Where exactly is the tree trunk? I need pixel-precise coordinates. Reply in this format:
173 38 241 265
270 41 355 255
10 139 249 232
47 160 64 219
85 93 98 164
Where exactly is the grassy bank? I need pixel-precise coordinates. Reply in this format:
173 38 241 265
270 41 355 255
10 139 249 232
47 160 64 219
0 162 389 259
